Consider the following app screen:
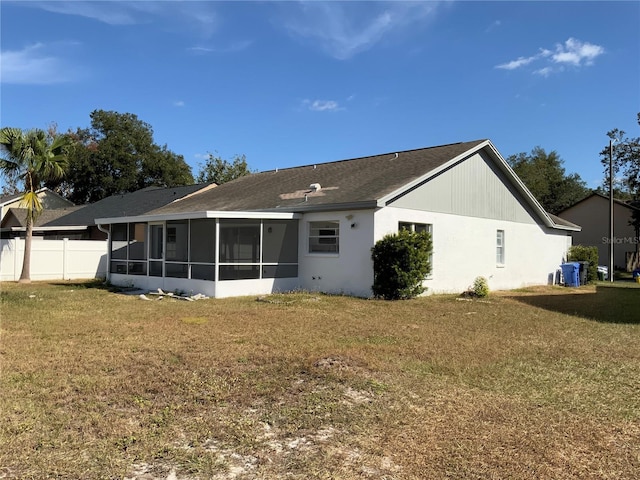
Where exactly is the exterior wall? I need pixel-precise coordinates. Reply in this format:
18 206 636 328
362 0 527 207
375 207 571 294
298 209 376 297
391 151 538 224
110 273 300 299
559 196 638 269
0 238 108 281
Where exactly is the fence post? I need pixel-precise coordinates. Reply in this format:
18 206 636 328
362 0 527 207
13 238 19 281
63 238 68 280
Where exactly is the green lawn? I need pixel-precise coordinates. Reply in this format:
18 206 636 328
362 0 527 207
0 281 638 479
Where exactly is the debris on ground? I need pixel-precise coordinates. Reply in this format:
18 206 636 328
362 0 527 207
118 287 209 301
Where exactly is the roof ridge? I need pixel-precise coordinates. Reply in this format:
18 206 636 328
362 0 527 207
257 139 487 175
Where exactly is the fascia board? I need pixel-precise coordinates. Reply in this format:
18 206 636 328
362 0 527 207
95 210 301 224
9 226 88 232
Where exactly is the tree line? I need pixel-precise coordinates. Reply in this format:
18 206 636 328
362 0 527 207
1 109 252 203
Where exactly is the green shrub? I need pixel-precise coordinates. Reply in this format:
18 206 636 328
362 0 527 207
371 229 432 300
472 276 490 298
567 245 599 283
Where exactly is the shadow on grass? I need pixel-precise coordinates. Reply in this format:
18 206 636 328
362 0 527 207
507 283 640 324
49 279 117 291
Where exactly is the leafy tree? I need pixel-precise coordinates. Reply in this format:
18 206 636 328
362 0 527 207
0 127 71 282
371 229 432 300
196 153 253 184
506 147 589 214
50 110 193 204
600 113 640 250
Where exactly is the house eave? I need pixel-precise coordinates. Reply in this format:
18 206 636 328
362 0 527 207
550 223 581 232
5 225 89 232
95 210 302 224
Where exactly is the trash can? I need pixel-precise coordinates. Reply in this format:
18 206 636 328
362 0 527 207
578 261 589 285
597 266 608 281
560 262 580 287
633 268 640 283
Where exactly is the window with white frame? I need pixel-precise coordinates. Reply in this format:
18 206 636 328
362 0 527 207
309 221 339 253
399 222 431 235
496 229 505 265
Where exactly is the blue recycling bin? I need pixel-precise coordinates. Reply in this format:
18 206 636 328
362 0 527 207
560 262 580 287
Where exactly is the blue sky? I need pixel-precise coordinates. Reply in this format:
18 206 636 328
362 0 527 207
1 1 639 191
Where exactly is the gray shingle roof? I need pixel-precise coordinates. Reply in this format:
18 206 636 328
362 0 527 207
152 140 487 215
3 206 84 228
0 192 23 205
547 213 581 230
558 192 640 213
46 184 212 227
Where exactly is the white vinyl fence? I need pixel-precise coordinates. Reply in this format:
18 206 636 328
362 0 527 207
0 239 108 281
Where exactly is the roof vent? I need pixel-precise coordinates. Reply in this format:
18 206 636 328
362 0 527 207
309 183 321 192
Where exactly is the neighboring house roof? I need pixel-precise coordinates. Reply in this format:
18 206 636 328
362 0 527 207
0 192 24 205
3 206 84 228
46 184 215 228
1 187 74 204
120 139 575 231
0 187 74 210
558 192 640 214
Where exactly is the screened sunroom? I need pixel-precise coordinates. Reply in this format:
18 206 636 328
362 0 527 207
98 212 301 298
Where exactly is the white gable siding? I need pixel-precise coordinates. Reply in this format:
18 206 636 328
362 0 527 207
376 207 571 294
390 151 537 224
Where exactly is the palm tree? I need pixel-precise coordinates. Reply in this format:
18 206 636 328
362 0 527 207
0 127 71 283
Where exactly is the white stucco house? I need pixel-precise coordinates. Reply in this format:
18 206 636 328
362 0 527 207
95 139 580 298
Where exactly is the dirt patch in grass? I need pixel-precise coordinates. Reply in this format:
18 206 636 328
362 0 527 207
1 281 639 478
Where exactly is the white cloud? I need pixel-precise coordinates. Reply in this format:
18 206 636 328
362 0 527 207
28 1 219 38
187 40 252 55
279 2 442 60
534 67 553 78
32 1 139 25
485 20 501 33
302 99 343 112
496 38 604 76
194 153 209 160
0 42 85 85
173 100 185 107
551 38 605 66
496 55 537 71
